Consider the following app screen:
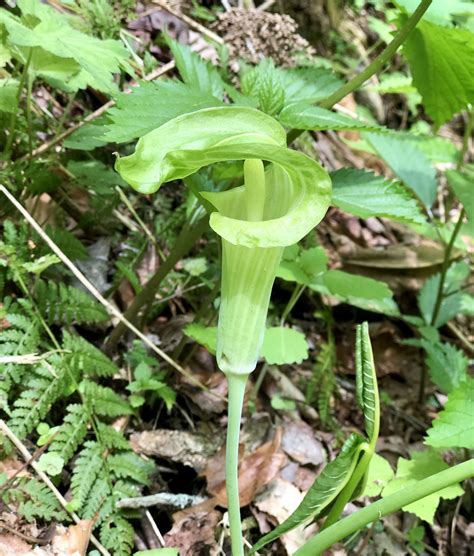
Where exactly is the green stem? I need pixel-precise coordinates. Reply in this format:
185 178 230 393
280 283 306 325
3 49 33 159
286 0 432 144
104 215 209 352
429 208 466 329
295 459 474 556
226 373 248 556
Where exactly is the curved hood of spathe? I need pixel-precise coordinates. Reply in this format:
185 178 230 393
116 106 332 248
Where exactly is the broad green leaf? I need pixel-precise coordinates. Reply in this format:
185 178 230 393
0 0 130 95
446 167 474 233
299 247 328 278
396 0 474 27
184 323 309 365
271 394 297 411
116 106 331 248
331 168 425 224
103 81 224 143
279 103 386 132
402 20 474 127
365 71 417 95
276 246 327 285
367 132 437 206
0 43 10 68
310 271 399 316
184 323 217 354
355 322 379 442
250 433 367 553
425 378 474 449
0 79 19 113
63 119 109 151
167 37 224 98
461 293 474 316
382 450 464 523
362 453 394 497
261 326 308 365
314 270 392 301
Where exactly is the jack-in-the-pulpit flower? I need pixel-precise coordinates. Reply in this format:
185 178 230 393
116 106 331 555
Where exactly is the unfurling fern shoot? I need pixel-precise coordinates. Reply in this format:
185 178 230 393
116 106 331 554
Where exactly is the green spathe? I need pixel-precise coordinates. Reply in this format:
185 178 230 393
116 106 331 375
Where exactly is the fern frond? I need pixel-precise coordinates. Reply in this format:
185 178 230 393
47 404 90 466
42 226 88 261
8 360 66 438
80 380 132 417
81 474 110 520
71 441 104 508
95 422 130 451
109 452 153 485
36 280 108 325
100 516 134 556
3 477 67 522
63 332 119 378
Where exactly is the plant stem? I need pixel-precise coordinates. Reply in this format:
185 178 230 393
104 215 209 352
226 373 248 556
3 49 33 159
295 459 474 556
417 206 466 401
286 0 432 144
429 208 466 329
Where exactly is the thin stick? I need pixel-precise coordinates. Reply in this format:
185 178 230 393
18 61 175 162
0 420 110 556
145 509 166 547
152 0 224 45
0 185 210 393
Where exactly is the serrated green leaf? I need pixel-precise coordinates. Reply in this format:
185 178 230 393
331 168 425 224
167 37 224 98
103 81 224 144
261 326 308 365
276 246 327 285
425 378 474 449
280 103 386 132
424 341 468 394
279 66 343 105
0 0 130 95
402 19 474 127
367 132 437 206
240 59 285 115
382 450 464 523
362 453 394 497
355 322 379 442
250 433 367 553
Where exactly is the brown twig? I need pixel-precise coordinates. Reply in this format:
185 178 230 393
152 0 224 44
